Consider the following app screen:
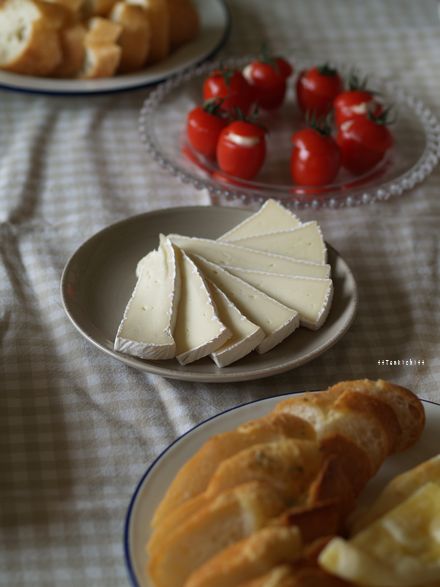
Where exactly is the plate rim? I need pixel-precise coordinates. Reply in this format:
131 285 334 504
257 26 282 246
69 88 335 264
60 205 358 383
123 394 440 587
0 0 231 96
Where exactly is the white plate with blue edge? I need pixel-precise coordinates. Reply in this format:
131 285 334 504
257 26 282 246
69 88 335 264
0 0 230 96
123 393 440 587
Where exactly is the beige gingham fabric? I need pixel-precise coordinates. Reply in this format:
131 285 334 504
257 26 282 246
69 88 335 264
1 1 439 585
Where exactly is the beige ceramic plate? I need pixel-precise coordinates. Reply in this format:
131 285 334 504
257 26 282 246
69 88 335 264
123 395 440 587
61 206 358 382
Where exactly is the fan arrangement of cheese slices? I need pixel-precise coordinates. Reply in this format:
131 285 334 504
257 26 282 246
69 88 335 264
114 199 334 367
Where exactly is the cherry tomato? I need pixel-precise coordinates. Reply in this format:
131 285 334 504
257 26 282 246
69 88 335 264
336 116 393 175
186 101 227 159
243 56 293 110
203 69 254 115
217 120 266 180
334 90 383 127
296 64 343 117
291 128 341 186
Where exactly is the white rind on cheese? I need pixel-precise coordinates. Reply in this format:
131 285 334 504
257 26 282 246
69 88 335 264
223 266 333 330
191 255 300 354
174 249 230 365
219 199 301 242
208 282 265 367
166 234 331 279
231 222 327 264
114 235 180 359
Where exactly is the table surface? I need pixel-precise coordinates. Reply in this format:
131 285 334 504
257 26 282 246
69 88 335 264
1 1 439 585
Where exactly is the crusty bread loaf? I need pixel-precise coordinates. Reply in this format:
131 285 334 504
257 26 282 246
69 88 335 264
44 0 84 11
151 413 316 528
110 2 150 72
126 0 169 63
149 438 320 557
274 500 342 545
82 0 117 16
148 481 287 587
185 526 302 587
167 0 199 50
80 17 121 78
328 379 425 452
0 0 63 75
54 22 86 77
273 380 424 478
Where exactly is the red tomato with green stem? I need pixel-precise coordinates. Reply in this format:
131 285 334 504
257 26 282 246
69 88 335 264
336 109 394 175
203 68 254 115
217 120 266 180
291 123 341 186
186 99 227 159
243 50 293 110
296 64 343 117
334 72 383 126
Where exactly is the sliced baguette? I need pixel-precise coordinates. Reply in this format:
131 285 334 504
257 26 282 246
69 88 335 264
167 0 199 50
82 0 117 16
0 0 63 75
54 22 86 77
149 438 320 556
328 379 425 452
126 0 169 63
274 500 342 544
80 17 121 78
110 2 150 72
185 526 302 587
44 0 84 11
151 413 316 527
148 481 287 587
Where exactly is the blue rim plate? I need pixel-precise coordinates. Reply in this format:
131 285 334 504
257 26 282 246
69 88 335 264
123 393 440 587
0 0 230 96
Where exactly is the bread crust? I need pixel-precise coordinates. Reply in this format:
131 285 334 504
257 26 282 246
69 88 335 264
167 0 199 50
110 2 150 72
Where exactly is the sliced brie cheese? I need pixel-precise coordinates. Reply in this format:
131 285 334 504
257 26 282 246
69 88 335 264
231 222 327 263
219 199 301 242
167 234 330 278
191 255 300 354
208 282 265 367
223 266 333 330
114 235 180 359
174 249 230 365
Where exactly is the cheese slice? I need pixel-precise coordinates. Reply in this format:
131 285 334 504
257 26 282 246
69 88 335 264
191 255 300 353
319 482 440 587
219 199 301 242
167 234 330 279
174 250 230 365
208 282 265 367
114 235 180 359
223 266 333 330
232 222 327 263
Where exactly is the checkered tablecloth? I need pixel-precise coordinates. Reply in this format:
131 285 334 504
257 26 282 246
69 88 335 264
1 1 439 585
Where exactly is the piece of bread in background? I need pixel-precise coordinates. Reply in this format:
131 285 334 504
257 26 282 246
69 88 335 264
236 564 353 587
167 0 199 50
0 0 65 75
151 412 315 528
80 17 121 78
148 481 287 587
185 526 302 587
44 0 84 12
126 0 169 64
54 22 86 77
82 0 117 16
110 2 150 72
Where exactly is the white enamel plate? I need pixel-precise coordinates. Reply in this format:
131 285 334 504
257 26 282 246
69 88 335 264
124 394 440 587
